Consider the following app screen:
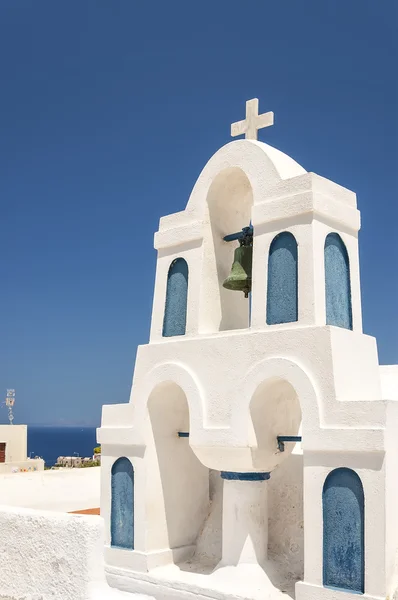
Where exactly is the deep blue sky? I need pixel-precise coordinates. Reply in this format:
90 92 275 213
1 1 397 426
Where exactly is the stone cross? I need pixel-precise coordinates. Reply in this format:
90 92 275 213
231 98 274 140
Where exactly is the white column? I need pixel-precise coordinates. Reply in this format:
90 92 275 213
220 473 269 566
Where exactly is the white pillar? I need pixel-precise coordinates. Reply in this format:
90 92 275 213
220 473 269 566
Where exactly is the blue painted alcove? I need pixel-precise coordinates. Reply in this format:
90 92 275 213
324 233 353 330
266 232 298 325
323 467 364 593
111 457 134 550
162 258 188 337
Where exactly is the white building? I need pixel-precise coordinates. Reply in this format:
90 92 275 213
0 424 44 474
1 99 398 600
92 98 398 600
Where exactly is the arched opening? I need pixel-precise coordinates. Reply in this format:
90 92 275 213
111 457 134 549
323 467 364 593
266 231 298 325
199 168 253 333
163 258 189 337
147 382 209 558
249 377 301 471
324 233 352 330
249 378 303 591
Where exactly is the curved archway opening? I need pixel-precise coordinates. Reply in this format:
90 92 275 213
147 381 209 559
199 167 253 333
249 377 303 590
249 377 302 471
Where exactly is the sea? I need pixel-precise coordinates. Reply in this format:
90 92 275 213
27 426 98 467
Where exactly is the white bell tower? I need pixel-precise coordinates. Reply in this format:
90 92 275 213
98 98 398 600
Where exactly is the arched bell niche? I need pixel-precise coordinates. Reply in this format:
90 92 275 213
324 233 352 330
162 258 189 337
323 467 364 593
111 457 134 549
199 167 253 334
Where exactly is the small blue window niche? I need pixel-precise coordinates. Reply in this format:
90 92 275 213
162 258 188 337
324 233 352 330
266 232 298 325
111 457 134 550
323 468 364 593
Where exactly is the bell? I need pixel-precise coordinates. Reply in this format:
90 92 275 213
222 244 253 297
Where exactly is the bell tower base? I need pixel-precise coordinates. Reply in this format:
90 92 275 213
105 562 291 600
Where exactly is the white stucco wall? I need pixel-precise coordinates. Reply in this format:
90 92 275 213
98 135 398 600
0 505 149 600
380 365 398 400
0 424 27 462
0 466 100 512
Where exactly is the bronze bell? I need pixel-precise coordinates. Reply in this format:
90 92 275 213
222 244 253 298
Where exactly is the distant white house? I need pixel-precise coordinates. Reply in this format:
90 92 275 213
0 424 44 474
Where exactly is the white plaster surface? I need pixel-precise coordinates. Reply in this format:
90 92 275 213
0 505 153 600
220 478 268 566
97 131 398 600
380 365 398 400
0 466 100 512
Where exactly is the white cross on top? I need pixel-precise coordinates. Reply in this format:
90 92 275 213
231 98 274 141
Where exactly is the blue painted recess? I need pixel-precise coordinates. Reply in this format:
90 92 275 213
324 233 353 330
323 467 364 594
111 457 134 550
162 258 188 337
266 232 298 325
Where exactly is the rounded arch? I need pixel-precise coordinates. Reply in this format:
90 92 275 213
186 140 306 218
233 357 321 437
323 467 364 593
249 376 302 471
146 379 209 554
136 361 206 438
200 167 253 333
191 141 305 334
111 457 134 550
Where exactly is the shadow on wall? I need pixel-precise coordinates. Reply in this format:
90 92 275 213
249 377 301 471
268 451 304 589
187 469 224 570
148 381 209 560
200 167 253 334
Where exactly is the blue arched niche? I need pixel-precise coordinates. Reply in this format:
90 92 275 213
266 232 298 325
324 233 352 330
162 258 188 337
323 467 364 593
111 457 134 550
